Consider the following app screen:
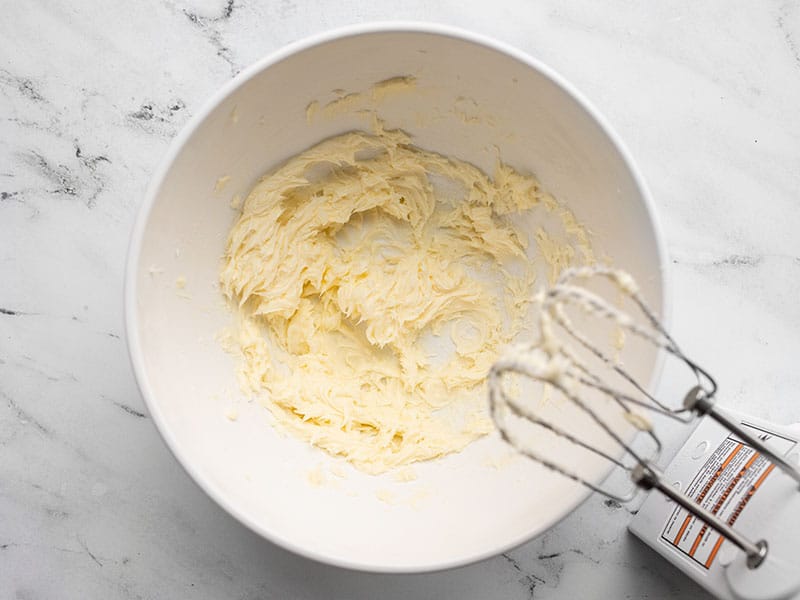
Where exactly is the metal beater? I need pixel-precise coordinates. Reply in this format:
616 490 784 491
488 266 800 599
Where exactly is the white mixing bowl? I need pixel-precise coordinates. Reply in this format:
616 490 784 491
125 22 668 572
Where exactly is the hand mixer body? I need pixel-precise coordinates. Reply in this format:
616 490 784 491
629 410 800 600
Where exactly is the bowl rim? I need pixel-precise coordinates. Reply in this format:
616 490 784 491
124 20 671 574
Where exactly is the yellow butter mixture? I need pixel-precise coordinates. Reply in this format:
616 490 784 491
220 128 592 473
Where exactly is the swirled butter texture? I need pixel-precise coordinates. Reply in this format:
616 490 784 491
220 128 592 473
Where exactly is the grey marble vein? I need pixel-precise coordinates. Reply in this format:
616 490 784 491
2 0 799 598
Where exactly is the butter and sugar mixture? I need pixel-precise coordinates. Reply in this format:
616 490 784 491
220 128 592 473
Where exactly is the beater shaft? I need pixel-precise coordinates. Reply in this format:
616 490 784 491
685 387 800 487
631 463 768 569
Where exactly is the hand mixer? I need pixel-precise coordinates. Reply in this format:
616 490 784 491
488 266 800 600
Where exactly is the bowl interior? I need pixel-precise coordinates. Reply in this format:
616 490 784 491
129 27 665 571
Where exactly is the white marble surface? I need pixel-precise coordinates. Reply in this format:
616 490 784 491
2 1 800 598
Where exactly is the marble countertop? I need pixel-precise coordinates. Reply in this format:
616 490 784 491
3 1 800 598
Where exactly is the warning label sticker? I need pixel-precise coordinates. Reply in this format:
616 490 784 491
660 422 796 569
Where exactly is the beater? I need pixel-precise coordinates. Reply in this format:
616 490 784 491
488 266 800 599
